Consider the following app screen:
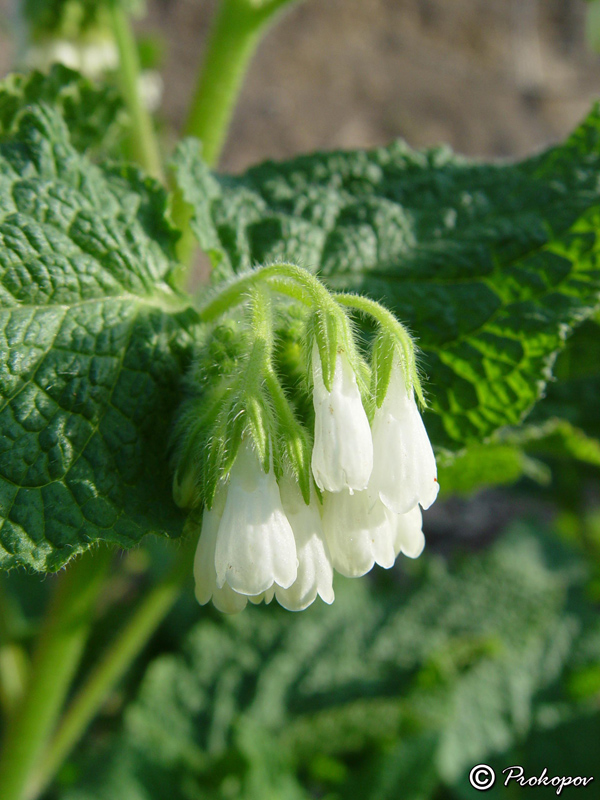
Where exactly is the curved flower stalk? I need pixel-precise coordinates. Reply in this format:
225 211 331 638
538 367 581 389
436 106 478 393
369 358 439 514
311 344 373 493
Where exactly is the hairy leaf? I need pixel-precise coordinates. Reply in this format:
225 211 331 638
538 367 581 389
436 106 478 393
0 104 199 571
174 106 600 451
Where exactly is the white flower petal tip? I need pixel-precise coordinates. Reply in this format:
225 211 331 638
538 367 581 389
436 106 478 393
193 499 248 615
392 505 425 560
369 362 439 515
214 441 298 596
276 479 335 611
248 587 276 605
322 490 397 578
311 345 373 494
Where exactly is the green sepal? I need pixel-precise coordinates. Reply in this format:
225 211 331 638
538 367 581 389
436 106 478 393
245 394 273 475
371 332 395 409
264 369 312 505
172 464 199 510
307 310 338 392
286 429 312 505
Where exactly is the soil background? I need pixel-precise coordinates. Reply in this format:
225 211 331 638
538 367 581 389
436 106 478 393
1 0 600 172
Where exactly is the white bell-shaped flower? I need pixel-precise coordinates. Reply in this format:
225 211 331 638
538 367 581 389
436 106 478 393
276 479 334 611
311 344 373 493
214 441 298 596
390 504 425 559
369 360 439 514
193 491 248 614
322 489 397 577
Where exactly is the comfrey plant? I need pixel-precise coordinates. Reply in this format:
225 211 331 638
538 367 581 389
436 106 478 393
2 1 600 799
172 266 438 612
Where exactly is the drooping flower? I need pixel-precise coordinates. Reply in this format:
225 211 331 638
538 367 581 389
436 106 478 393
321 489 427 578
321 490 396 577
369 359 438 515
214 441 298 596
192 491 248 614
311 345 373 493
390 503 425 559
276 478 334 610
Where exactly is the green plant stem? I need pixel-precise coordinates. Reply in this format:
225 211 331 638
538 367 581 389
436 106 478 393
109 1 163 180
0 644 28 719
184 0 292 166
28 534 198 800
0 549 113 800
172 0 298 274
0 581 28 718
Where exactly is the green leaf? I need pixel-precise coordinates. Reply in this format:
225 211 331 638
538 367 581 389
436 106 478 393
511 418 600 467
437 444 549 496
173 106 600 451
438 417 600 496
0 66 123 155
56 527 592 800
0 104 200 571
528 318 600 442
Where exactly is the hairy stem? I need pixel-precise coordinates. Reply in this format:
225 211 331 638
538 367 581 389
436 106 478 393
0 580 28 718
28 535 198 800
197 263 329 322
334 292 420 402
109 1 163 180
0 549 113 800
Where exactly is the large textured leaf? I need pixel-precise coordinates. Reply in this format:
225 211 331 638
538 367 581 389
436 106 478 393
0 104 199 571
57 528 592 800
174 107 600 450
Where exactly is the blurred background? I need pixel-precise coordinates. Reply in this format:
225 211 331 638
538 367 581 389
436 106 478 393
2 0 600 171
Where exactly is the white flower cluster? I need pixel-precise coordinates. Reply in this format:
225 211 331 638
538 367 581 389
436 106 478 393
24 39 119 78
194 345 438 613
